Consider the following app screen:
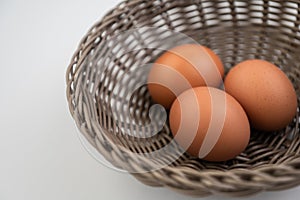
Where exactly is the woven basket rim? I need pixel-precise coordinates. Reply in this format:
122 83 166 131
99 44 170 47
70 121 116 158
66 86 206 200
66 0 300 196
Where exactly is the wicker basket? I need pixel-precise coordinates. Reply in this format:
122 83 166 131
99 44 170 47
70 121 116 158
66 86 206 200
66 0 300 197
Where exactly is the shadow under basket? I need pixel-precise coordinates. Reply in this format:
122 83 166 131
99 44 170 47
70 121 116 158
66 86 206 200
66 0 300 197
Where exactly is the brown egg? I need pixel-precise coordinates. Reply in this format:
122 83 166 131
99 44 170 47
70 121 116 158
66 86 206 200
224 59 298 131
169 87 250 162
147 44 224 108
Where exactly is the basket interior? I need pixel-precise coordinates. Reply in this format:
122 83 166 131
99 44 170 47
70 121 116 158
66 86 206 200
75 0 300 172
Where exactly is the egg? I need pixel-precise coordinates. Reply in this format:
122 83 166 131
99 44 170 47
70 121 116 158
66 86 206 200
224 59 298 131
147 44 224 108
169 87 250 162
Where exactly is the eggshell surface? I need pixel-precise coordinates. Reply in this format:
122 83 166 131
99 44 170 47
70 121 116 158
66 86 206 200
169 87 250 162
147 44 224 108
224 59 298 131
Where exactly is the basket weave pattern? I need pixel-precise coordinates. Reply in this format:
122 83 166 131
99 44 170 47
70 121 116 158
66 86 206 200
67 0 300 196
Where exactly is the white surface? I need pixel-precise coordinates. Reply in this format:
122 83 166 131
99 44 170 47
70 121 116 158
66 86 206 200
0 0 300 199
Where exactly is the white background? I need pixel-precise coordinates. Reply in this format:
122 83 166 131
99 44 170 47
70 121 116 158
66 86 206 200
0 0 300 199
